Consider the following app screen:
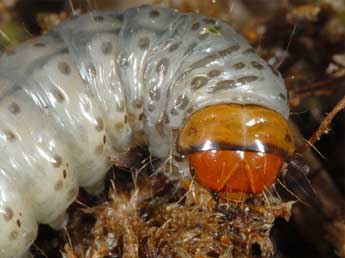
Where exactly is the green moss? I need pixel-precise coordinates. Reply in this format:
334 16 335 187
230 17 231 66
206 26 221 35
0 21 27 49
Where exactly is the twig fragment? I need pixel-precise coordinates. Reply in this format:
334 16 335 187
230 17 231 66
301 96 345 153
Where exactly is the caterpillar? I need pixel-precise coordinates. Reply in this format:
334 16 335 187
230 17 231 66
0 5 294 258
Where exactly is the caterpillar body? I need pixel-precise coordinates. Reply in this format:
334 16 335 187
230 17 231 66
0 6 294 258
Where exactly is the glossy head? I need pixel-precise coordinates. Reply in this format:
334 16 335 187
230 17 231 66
177 104 294 194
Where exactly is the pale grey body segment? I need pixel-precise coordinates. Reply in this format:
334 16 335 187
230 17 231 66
0 6 289 258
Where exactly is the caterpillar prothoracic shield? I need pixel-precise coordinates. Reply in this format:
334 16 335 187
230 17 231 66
0 6 294 258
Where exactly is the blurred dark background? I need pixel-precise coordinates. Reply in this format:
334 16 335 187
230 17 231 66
0 0 344 257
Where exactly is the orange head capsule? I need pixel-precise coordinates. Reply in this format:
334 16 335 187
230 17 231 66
177 104 295 194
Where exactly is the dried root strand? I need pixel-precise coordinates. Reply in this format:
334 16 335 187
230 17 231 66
301 95 345 153
65 171 294 258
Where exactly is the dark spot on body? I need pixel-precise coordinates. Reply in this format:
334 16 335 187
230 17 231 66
186 106 195 115
63 169 67 179
93 16 104 22
138 37 150 50
279 93 286 100
208 70 221 78
16 219 21 227
3 129 16 142
52 155 62 168
149 9 160 18
219 45 240 56
8 102 20 114
189 49 229 71
114 28 121 35
95 117 104 131
139 113 145 121
50 32 61 40
147 103 155 112
163 113 170 124
101 41 113 55
170 107 178 115
58 62 71 75
54 89 65 102
191 22 200 30
117 14 124 21
213 25 222 31
191 76 208 90
203 18 217 25
251 61 264 70
2 207 14 221
209 80 236 93
168 42 181 52
237 75 259 85
34 42 45 48
103 135 107 144
233 62 245 70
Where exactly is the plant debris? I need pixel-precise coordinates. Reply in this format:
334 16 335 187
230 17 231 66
63 169 293 258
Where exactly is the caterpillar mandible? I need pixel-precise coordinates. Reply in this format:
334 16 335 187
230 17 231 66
0 5 294 258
